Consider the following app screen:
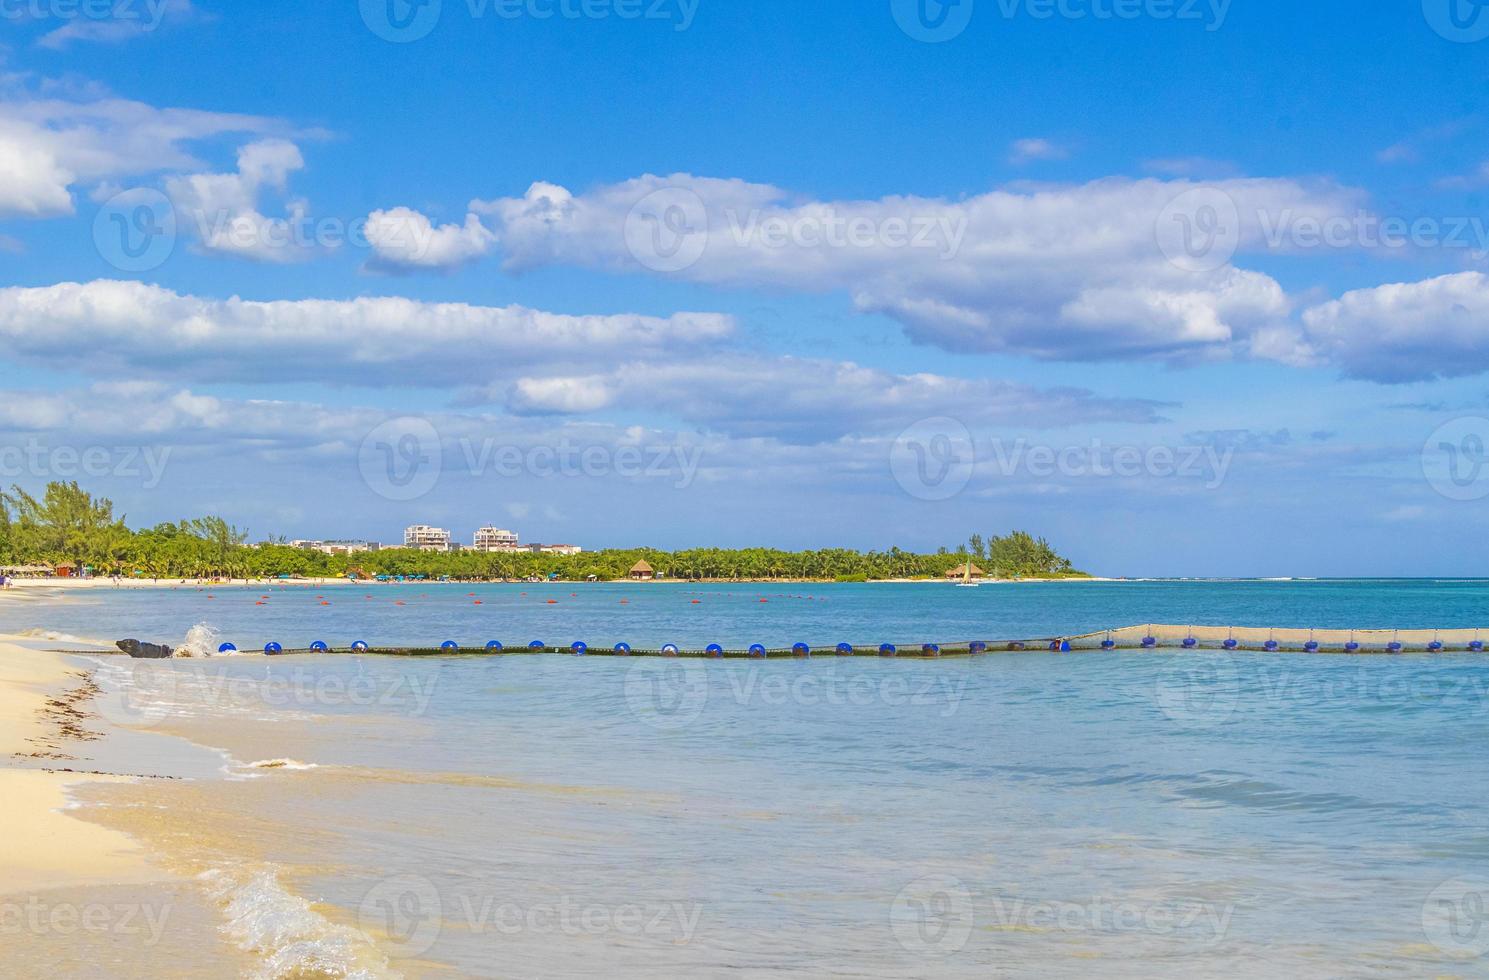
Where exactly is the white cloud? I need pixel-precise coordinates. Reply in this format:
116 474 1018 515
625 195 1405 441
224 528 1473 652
36 0 196 48
1009 138 1067 164
364 207 496 272
1299 272 1489 382
474 172 1358 364
0 279 735 385
0 91 282 218
503 354 1168 442
165 139 312 262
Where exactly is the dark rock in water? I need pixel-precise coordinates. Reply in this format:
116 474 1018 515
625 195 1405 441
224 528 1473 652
116 639 174 659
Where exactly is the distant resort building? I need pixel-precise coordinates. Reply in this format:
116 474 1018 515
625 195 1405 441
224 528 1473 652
529 543 583 556
290 540 380 556
404 525 453 552
473 526 521 552
628 559 655 580
945 562 986 580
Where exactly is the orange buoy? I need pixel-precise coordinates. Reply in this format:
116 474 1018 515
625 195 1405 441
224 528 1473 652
546 599 558 605
691 599 701 604
473 600 483 605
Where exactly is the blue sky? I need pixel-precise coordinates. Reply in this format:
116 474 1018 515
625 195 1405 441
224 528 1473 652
0 0 1487 575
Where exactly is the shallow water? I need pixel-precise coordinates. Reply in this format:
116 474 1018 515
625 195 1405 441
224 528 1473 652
6 578 1489 652
18 581 1489 977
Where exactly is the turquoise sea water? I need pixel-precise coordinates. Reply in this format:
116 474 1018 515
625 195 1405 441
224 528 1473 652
7 577 1489 651
15 580 1489 976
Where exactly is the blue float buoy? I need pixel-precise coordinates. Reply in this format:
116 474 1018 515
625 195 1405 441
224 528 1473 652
1222 639 1239 651
486 641 503 652
1264 640 1280 652
264 642 283 655
969 641 988 654
1182 638 1198 649
1387 642 1404 654
1304 641 1320 653
923 643 941 657
1428 641 1444 653
836 642 854 655
310 640 328 652
1471 641 1485 652
1344 642 1360 653
706 643 724 658
661 644 680 656
879 643 897 657
351 640 369 652
792 643 810 658
614 642 631 655
1141 637 1157 649
218 642 237 654
748 644 766 658
528 641 545 650
572 642 588 655
441 641 459 652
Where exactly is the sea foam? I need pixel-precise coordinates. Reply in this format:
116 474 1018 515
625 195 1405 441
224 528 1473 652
201 867 398 980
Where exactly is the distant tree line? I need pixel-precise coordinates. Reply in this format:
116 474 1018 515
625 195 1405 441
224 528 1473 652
0 482 1084 581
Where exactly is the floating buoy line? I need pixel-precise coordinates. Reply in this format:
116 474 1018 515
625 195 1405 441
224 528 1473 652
117 624 1489 659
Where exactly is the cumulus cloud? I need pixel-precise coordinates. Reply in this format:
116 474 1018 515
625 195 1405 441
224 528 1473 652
0 91 282 218
472 172 1360 365
1299 272 1489 382
165 139 312 262
0 279 734 385
364 207 496 272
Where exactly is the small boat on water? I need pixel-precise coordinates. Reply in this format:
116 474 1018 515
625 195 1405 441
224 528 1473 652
955 559 980 588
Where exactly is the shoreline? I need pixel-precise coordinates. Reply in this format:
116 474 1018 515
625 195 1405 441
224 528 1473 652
0 574 1115 595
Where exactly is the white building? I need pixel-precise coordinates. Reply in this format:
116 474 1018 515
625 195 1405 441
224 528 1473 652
289 540 378 556
472 526 521 552
529 543 583 556
404 525 452 552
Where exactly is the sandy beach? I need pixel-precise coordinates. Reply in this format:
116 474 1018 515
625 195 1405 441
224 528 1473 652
0 635 263 975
